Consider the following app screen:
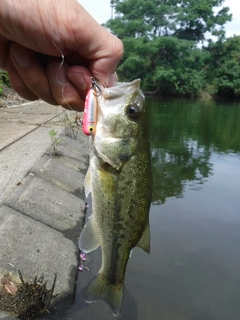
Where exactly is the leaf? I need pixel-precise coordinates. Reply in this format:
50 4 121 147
2 277 18 295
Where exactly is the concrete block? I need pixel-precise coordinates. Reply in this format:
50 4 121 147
4 175 85 233
55 152 88 173
0 102 62 151
31 154 85 199
58 133 89 157
0 205 78 315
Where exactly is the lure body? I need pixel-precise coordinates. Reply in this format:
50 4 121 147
82 88 97 135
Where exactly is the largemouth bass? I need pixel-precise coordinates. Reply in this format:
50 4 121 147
79 79 152 316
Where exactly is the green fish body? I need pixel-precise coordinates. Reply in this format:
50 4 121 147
79 79 152 316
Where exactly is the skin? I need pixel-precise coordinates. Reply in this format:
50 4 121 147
0 0 123 110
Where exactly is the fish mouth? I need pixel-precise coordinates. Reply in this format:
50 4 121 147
101 79 142 99
84 298 95 304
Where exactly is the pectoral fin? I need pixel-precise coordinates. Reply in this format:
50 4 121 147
84 167 91 198
79 217 100 253
136 221 150 254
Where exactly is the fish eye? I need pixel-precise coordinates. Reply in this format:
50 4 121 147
126 104 141 120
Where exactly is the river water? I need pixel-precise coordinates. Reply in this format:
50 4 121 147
68 97 240 320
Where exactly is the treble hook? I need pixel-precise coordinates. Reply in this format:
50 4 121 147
90 77 102 96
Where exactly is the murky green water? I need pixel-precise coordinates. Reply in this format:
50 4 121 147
69 97 240 320
149 97 240 205
125 97 240 320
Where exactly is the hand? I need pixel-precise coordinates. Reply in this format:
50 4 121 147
0 0 123 110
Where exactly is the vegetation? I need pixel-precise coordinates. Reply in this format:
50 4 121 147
49 129 61 156
0 270 56 320
0 71 10 96
204 36 240 98
105 0 240 99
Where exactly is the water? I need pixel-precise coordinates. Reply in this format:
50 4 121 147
68 98 240 320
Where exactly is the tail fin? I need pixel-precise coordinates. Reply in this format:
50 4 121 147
84 273 124 317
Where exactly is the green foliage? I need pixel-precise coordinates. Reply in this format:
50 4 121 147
105 0 235 98
107 0 231 42
174 0 231 41
0 1 234 100
0 71 10 96
49 129 61 156
204 36 240 98
117 36 206 96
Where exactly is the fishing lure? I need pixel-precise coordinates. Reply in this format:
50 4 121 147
82 77 100 135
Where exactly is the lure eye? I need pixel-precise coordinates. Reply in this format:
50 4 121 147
126 104 141 120
88 125 94 133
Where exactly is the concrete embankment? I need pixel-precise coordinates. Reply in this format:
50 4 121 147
0 101 88 319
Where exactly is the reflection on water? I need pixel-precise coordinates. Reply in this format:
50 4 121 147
137 97 240 320
149 98 240 204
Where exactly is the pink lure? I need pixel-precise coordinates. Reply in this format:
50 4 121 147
82 89 97 135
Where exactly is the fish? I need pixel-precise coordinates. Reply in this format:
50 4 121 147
79 78 152 317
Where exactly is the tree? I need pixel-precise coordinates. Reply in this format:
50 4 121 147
204 36 240 98
106 0 231 42
109 34 207 96
104 0 233 98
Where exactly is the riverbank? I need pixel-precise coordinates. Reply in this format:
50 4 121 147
0 99 88 319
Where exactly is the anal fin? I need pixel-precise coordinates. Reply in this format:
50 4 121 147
136 220 150 254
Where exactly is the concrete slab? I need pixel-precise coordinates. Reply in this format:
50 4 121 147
0 205 78 313
58 134 89 158
60 132 89 155
31 154 85 199
0 123 38 151
2 101 62 124
54 135 89 173
0 126 64 204
3 175 85 233
0 101 63 151
55 151 88 173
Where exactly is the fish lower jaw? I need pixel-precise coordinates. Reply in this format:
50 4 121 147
84 298 95 304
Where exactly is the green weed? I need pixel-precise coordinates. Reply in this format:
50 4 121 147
49 129 61 156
